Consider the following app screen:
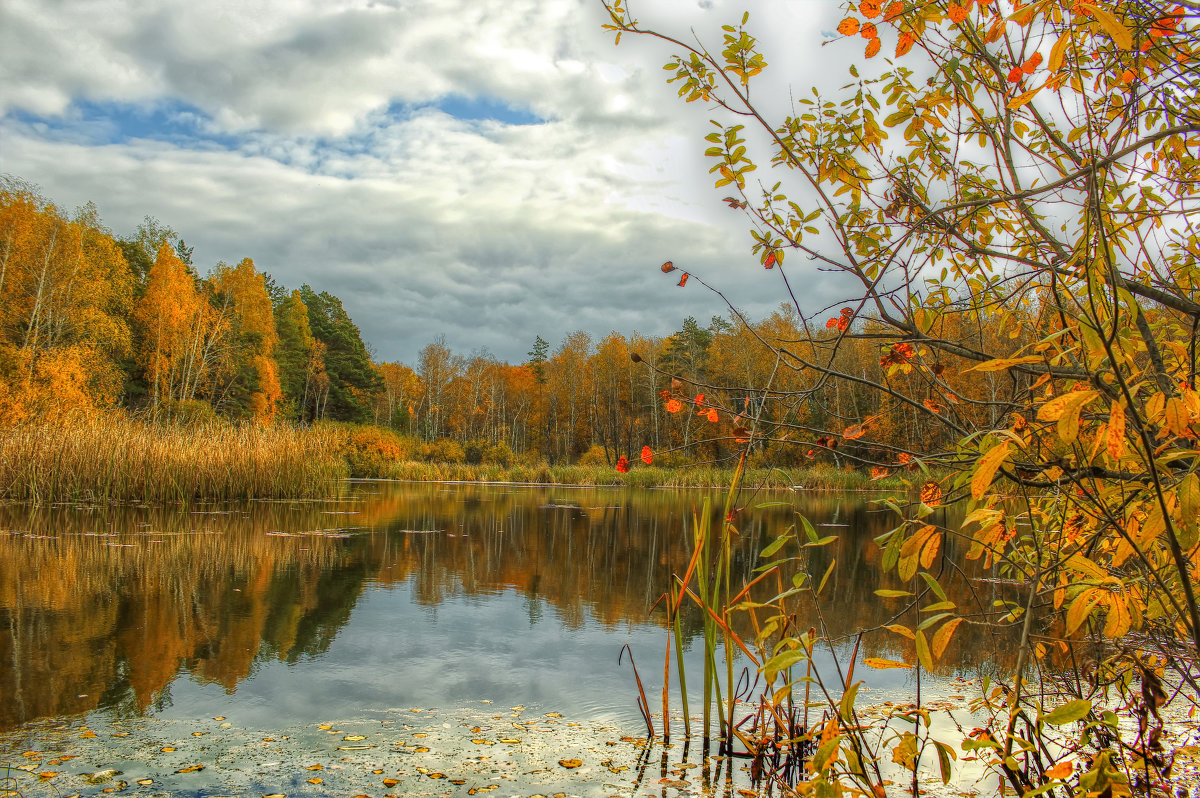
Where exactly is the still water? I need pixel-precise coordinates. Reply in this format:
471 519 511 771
0 481 1009 794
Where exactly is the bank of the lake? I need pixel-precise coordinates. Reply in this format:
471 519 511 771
0 417 918 504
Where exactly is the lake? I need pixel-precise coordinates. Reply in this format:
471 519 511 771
0 481 1007 796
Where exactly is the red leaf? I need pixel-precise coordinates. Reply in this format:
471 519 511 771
641 446 653 465
695 393 705 405
661 260 676 273
706 408 719 423
666 398 683 414
616 456 630 474
764 252 776 269
677 272 689 287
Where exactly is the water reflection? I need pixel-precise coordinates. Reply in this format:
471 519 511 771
0 483 1014 732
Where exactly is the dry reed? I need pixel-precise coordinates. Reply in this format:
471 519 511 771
0 415 347 504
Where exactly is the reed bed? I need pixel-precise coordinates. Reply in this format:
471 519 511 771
0 415 347 504
383 460 910 491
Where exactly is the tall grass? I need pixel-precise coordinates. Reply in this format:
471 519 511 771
0 415 347 504
382 460 911 491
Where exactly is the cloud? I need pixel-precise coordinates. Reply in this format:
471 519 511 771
0 0 862 364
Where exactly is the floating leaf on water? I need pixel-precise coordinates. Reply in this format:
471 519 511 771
160 747 176 752
337 745 374 750
382 777 400 787
471 739 494 745
192 731 207 737
213 716 226 721
219 722 232 728
86 769 123 784
307 765 323 771
414 747 429 753
450 779 466 785
80 730 97 738
175 764 205 774
137 779 154 786
372 769 384 775
428 773 446 779
413 733 428 738
558 759 582 769
111 732 130 737
343 735 366 741
262 794 285 797
306 778 323 785
38 772 58 779
416 767 429 774
510 706 525 712
545 713 562 718
498 738 520 744
318 724 332 730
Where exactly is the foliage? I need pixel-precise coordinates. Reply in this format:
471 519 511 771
340 424 409 478
603 0 1200 794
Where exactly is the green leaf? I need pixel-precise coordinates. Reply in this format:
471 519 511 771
1041 699 1092 725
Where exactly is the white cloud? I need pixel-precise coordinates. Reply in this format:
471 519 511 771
0 0 862 363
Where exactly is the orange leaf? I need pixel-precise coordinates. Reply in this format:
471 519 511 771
920 481 944 507
948 3 968 23
860 21 878 39
837 17 861 35
896 32 915 56
923 398 944 413
843 424 866 440
641 446 653 465
1022 52 1043 73
677 272 689 287
859 0 881 19
865 37 882 57
1007 66 1023 82
870 466 890 480
884 1 903 20
733 425 751 444
695 393 705 405
616 456 630 473
706 408 719 423
666 398 683 414
1045 761 1073 780
661 260 676 273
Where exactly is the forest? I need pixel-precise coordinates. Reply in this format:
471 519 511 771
0 175 1033 474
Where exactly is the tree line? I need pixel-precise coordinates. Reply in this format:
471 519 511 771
1 173 1049 469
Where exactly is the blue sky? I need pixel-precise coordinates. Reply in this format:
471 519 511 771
0 0 849 364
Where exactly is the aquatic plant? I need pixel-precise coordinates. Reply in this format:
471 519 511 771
0 414 347 504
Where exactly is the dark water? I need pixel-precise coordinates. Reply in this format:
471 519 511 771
0 481 1010 736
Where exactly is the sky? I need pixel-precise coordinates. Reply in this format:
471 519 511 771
0 0 855 364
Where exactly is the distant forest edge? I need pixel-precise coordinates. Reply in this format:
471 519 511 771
1 176 986 478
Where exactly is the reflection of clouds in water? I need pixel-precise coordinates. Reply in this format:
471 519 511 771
0 482 1010 736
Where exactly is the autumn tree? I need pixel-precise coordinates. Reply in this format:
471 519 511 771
209 258 282 422
605 0 1200 794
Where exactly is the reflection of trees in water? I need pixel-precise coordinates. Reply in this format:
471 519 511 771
0 484 1018 731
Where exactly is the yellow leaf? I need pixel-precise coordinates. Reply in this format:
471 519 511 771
915 630 933 671
1106 400 1126 461
1066 588 1105 635
864 657 913 669
931 618 964 660
1079 3 1133 49
1037 389 1097 422
966 355 1042 372
972 441 1013 499
1007 87 1042 109
1048 31 1070 72
1103 594 1130 638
